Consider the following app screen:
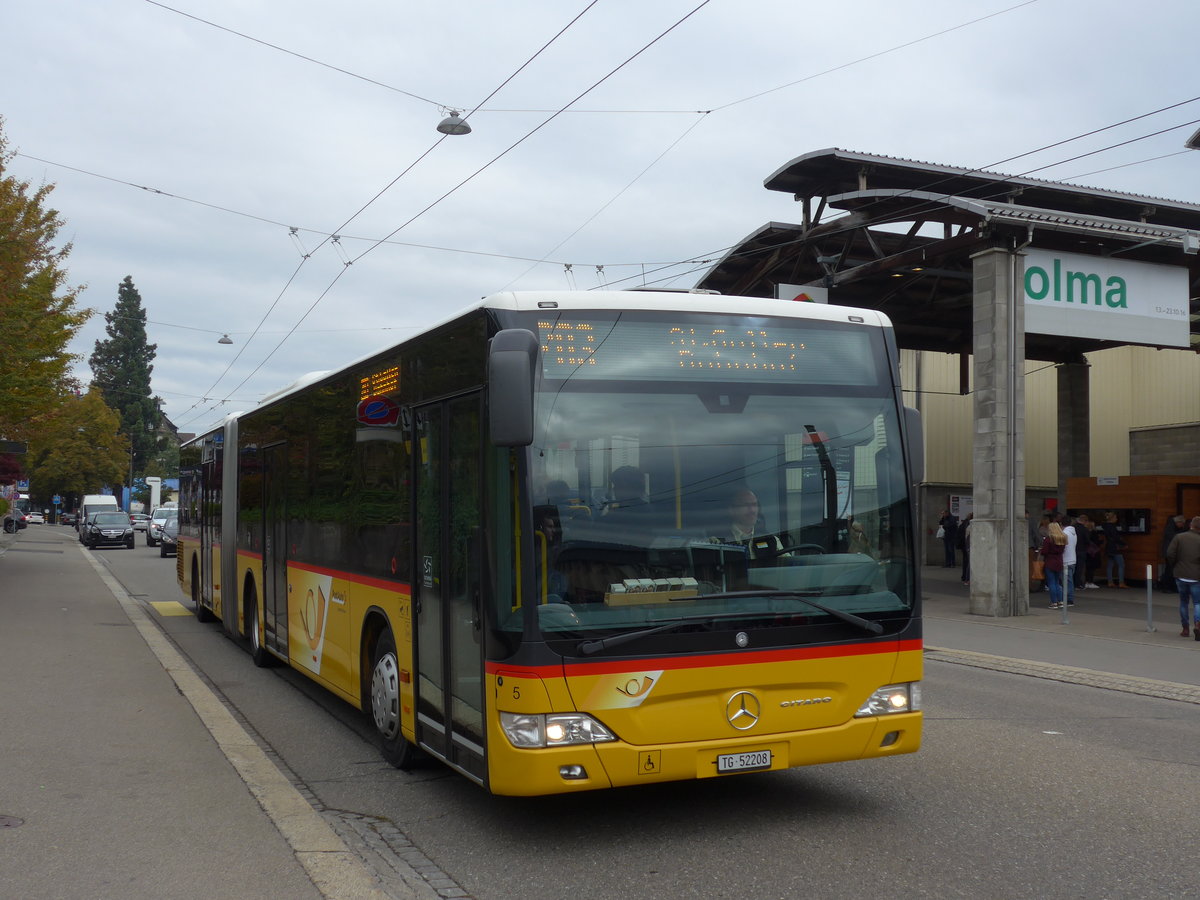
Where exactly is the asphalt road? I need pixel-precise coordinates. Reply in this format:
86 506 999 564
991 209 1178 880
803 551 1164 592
88 535 1200 899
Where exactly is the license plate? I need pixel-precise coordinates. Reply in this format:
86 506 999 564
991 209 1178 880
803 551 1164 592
716 749 772 773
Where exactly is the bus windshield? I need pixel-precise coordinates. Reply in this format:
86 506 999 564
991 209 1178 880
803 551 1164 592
509 309 916 655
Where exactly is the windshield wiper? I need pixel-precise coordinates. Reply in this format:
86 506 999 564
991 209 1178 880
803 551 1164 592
701 590 884 636
577 611 776 656
575 592 883 656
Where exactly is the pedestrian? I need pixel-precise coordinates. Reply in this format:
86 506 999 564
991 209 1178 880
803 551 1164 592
938 509 959 568
1040 521 1067 609
1059 513 1077 607
959 514 973 585
1099 511 1128 588
1026 511 1045 593
1165 515 1200 640
1073 513 1091 591
1075 514 1101 589
1159 514 1186 593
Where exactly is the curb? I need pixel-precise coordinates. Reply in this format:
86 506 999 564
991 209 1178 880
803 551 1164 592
926 645 1200 705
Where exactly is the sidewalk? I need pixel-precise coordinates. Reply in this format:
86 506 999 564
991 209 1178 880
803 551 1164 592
921 563 1200 697
0 526 407 900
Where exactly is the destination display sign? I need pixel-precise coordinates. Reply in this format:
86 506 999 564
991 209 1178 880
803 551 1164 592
536 317 877 385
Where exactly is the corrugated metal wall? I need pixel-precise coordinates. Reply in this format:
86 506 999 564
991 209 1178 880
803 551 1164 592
901 349 1058 489
901 347 1198 490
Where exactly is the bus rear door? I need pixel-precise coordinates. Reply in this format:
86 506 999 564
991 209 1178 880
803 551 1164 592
261 442 289 657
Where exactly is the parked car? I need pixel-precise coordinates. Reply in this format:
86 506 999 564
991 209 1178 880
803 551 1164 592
3 511 27 533
130 513 151 532
25 510 45 525
147 507 175 546
82 511 135 549
60 511 78 527
159 516 179 557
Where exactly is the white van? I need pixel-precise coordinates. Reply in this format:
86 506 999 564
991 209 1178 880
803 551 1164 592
79 494 120 535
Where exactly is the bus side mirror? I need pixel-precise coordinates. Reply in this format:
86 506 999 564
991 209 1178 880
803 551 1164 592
903 406 924 484
488 329 539 447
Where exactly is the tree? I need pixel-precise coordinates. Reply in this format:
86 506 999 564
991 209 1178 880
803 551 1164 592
0 117 91 440
24 389 128 508
89 275 160 488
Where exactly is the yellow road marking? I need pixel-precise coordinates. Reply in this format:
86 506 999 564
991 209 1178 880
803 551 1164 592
150 601 192 617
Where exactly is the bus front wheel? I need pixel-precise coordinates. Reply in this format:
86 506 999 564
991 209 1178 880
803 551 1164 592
369 627 418 770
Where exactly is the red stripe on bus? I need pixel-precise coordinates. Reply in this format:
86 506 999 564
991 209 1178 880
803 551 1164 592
488 638 922 678
234 553 412 596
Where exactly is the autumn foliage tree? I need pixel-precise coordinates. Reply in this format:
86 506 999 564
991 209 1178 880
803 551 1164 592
25 389 128 508
0 117 91 442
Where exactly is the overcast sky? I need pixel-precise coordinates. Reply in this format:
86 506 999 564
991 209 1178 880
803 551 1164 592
5 0 1198 435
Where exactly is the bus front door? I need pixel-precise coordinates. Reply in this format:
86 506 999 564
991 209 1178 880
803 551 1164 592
261 442 288 657
413 395 485 783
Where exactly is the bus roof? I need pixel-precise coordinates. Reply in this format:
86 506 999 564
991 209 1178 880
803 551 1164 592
480 290 894 328
232 290 895 417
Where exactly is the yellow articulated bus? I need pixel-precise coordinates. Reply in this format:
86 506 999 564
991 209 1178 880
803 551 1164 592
177 290 924 796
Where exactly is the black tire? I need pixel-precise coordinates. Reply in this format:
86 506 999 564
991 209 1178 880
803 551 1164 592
194 562 216 623
245 582 273 667
126 537 134 549
369 627 419 769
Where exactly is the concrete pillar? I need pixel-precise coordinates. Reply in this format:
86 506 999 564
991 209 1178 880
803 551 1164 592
967 247 1029 616
1056 363 1090 503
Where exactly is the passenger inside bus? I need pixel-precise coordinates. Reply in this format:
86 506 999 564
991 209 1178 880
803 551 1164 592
601 466 649 517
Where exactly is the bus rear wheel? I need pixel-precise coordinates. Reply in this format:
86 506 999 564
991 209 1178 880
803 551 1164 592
243 582 274 668
369 627 419 770
193 561 216 623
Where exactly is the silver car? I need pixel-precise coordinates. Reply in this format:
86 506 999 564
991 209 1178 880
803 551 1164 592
146 507 175 546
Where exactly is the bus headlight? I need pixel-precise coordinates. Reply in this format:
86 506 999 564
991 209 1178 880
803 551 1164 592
500 712 617 748
854 683 921 718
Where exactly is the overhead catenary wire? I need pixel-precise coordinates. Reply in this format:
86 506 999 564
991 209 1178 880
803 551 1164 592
74 93 1200 385
189 0 717 430
175 0 615 430
595 103 1200 291
20 0 1052 279
20 3 1191 430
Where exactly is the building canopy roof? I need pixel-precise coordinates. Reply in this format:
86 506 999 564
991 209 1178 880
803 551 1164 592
696 149 1200 361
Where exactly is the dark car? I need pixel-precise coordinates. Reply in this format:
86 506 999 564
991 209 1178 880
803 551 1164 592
159 516 179 557
60 511 78 527
146 506 176 546
82 511 136 549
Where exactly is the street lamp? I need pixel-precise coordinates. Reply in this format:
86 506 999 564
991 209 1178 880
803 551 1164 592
437 110 471 135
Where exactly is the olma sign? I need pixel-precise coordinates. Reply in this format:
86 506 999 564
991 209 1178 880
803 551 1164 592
1023 248 1189 347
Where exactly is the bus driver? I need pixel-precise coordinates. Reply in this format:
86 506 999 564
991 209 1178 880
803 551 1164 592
722 488 787 560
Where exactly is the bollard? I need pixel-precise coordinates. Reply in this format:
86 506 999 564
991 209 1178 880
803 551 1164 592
1145 564 1156 633
1060 571 1069 625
